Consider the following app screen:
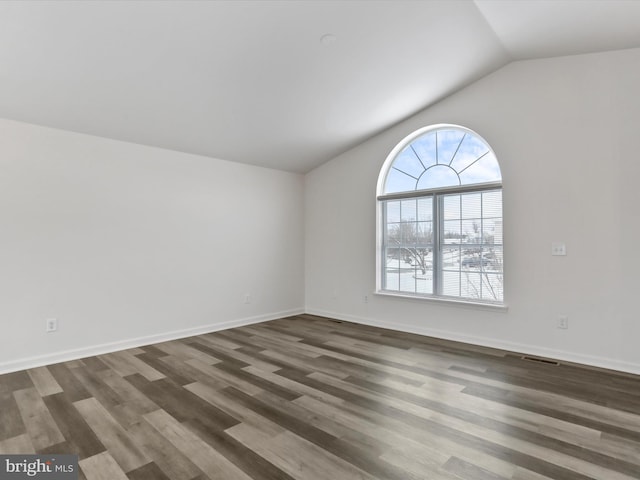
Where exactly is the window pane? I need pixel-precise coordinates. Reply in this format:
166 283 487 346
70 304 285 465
417 197 433 221
400 222 416 244
481 247 503 273
386 223 400 246
443 195 461 220
442 270 461 297
416 271 432 294
460 271 482 299
386 200 400 223
393 147 425 179
401 199 417 222
405 248 433 274
411 132 437 169
442 246 460 269
443 220 461 242
399 259 416 293
450 134 490 173
481 273 503 302
459 153 501 184
483 218 502 245
461 253 482 269
383 194 439 295
483 190 502 218
462 219 481 243
437 129 466 165
384 168 416 194
416 222 432 246
461 193 481 219
438 187 502 302
384 247 401 291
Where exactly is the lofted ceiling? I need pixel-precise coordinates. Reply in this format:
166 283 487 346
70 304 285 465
1 1 639 173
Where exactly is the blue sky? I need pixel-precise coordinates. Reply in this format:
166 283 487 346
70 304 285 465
383 129 502 194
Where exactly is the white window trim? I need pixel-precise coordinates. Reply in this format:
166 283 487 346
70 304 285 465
374 290 508 311
376 124 504 306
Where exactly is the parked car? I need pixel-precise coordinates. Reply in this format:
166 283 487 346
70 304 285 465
461 256 490 268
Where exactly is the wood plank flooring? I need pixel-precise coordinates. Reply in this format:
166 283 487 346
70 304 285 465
1 314 640 480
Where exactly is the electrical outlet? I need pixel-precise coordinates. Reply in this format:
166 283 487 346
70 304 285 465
364 295 369 303
244 293 251 304
552 242 567 256
557 315 568 329
46 318 58 333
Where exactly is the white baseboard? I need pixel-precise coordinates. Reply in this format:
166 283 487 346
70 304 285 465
305 308 640 376
0 308 304 375
5 306 639 377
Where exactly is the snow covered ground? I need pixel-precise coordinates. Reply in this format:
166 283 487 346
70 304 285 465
384 249 503 301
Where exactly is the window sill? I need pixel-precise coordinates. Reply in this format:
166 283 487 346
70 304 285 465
374 290 508 312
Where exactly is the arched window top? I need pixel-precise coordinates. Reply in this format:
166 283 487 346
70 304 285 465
379 125 501 196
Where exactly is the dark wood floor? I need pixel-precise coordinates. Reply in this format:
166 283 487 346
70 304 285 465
1 314 640 480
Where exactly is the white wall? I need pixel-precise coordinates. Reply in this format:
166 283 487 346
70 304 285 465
305 47 640 374
0 119 304 372
4 48 639 376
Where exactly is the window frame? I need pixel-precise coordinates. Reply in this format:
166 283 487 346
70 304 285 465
376 124 506 308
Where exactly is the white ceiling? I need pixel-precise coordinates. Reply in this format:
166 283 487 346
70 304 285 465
1 1 639 173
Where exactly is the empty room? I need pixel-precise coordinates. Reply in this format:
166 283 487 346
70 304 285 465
1 1 639 479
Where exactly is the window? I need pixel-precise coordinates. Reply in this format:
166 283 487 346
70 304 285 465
376 124 503 304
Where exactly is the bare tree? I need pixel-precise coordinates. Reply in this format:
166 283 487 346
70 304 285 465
387 222 433 274
462 249 503 301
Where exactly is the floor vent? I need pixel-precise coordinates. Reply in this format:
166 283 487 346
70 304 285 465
521 356 560 366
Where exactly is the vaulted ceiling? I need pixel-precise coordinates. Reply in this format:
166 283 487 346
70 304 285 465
1 1 640 173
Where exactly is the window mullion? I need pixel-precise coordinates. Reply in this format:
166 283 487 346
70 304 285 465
381 202 387 290
433 193 442 296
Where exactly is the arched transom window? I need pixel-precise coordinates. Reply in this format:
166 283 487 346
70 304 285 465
376 124 504 304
